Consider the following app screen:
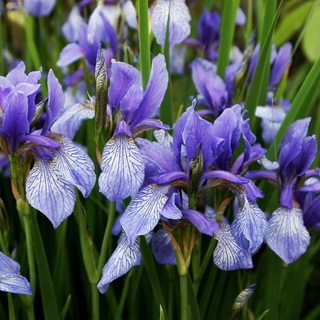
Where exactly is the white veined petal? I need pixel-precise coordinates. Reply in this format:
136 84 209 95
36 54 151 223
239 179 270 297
51 103 95 139
231 198 268 253
99 134 145 201
213 223 253 271
152 0 191 46
26 159 76 228
266 206 310 264
121 184 170 245
97 234 141 294
55 138 96 197
153 129 173 149
0 275 32 295
0 252 20 275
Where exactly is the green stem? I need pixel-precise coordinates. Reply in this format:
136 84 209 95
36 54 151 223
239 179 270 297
8 294 16 320
180 274 188 320
160 16 173 127
23 214 36 297
91 284 100 320
115 270 131 320
97 201 116 274
194 238 217 293
0 230 9 255
138 0 150 88
74 196 98 284
24 14 42 70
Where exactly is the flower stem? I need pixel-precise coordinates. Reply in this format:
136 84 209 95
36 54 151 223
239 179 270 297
138 0 150 89
91 283 100 320
22 214 36 296
8 294 16 320
97 200 116 274
74 195 97 284
179 274 188 320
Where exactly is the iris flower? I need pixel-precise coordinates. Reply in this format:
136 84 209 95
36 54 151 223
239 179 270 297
247 118 318 263
98 54 169 201
0 62 96 228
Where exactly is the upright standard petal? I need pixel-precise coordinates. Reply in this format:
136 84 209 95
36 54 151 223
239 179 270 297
265 206 310 264
121 184 170 245
1 91 29 153
131 54 168 127
152 0 191 46
42 70 64 135
190 58 228 117
231 197 268 253
279 118 310 179
99 130 145 201
54 138 96 197
269 43 292 89
108 60 140 111
97 234 141 294
213 223 253 270
26 158 76 228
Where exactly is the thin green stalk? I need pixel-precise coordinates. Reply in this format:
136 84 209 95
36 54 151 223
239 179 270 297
115 270 131 320
245 0 253 43
217 0 240 79
74 196 97 284
179 274 188 320
97 201 116 274
91 284 100 320
138 0 150 88
23 214 36 297
9 157 36 319
23 13 41 70
160 14 173 127
194 238 216 292
0 230 9 255
8 294 16 320
31 211 60 320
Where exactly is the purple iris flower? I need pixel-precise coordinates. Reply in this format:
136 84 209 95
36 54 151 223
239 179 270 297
23 0 56 17
0 62 55 154
248 43 292 91
87 0 137 44
248 118 318 263
57 18 117 86
98 54 169 201
190 58 240 118
0 62 96 228
207 105 268 255
198 9 220 60
0 252 32 295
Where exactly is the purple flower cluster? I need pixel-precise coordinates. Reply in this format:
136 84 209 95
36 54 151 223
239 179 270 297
1 1 319 300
